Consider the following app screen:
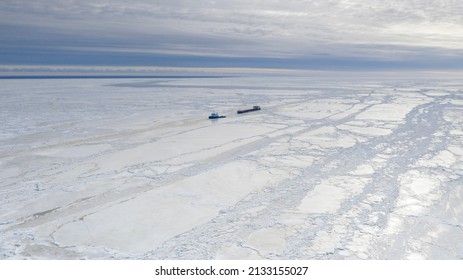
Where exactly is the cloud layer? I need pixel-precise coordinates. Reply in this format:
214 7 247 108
1 0 463 70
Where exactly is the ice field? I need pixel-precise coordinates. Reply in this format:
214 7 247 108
1 76 463 259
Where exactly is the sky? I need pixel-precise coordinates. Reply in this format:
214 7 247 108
1 0 463 72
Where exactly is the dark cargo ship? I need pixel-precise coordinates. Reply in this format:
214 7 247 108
237 106 261 114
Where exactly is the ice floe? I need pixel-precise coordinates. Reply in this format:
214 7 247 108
1 76 463 259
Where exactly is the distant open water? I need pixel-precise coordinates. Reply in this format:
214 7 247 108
0 75 227 79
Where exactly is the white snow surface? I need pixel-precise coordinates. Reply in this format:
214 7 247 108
1 76 463 259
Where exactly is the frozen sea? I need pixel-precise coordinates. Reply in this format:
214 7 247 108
1 75 463 259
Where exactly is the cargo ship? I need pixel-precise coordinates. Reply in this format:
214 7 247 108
237 106 261 114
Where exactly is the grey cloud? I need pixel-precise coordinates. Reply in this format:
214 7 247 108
1 0 463 68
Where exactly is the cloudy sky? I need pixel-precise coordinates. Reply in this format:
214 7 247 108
1 0 463 71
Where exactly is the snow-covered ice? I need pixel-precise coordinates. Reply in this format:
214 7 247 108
1 76 463 259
